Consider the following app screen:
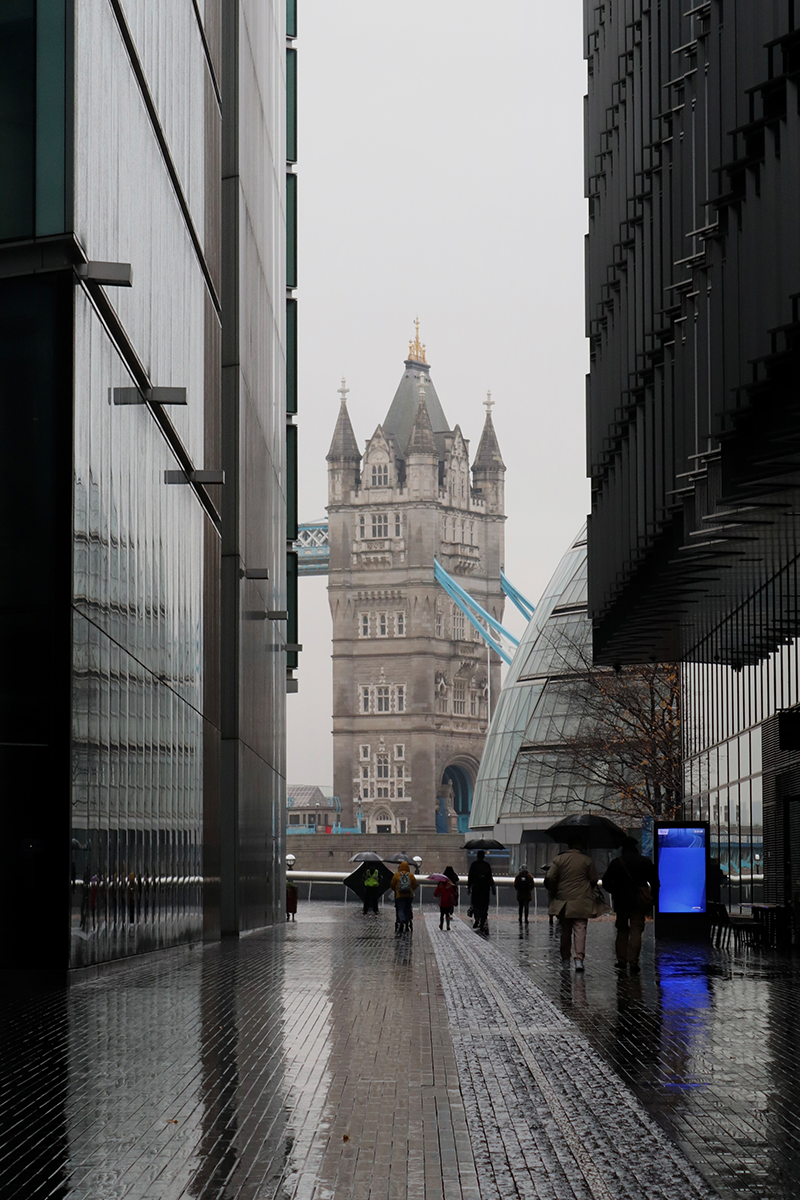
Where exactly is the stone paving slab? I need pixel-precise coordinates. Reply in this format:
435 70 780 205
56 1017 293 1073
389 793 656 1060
425 913 717 1200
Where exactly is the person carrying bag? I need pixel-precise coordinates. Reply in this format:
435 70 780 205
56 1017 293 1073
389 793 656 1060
545 839 600 971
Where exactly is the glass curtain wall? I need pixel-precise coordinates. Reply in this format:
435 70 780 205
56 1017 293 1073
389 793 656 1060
682 644 800 907
68 0 217 965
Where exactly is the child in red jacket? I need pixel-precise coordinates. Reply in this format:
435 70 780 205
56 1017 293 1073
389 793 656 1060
433 866 459 930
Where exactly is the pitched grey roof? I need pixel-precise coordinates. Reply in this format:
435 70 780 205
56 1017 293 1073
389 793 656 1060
383 362 450 456
473 411 505 471
326 399 361 462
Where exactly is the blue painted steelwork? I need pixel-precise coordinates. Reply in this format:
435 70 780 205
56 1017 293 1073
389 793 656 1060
295 521 330 575
433 559 516 666
501 569 535 621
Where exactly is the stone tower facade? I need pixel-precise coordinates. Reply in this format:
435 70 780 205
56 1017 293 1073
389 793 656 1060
327 328 506 835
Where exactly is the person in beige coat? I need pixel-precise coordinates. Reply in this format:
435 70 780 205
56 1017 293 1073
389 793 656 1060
545 840 599 970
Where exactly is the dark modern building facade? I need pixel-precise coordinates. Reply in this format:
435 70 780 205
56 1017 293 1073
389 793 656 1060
585 2 800 902
0 1 297 971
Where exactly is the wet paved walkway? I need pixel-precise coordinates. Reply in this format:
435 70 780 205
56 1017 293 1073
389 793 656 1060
1 903 799 1199
479 908 800 1200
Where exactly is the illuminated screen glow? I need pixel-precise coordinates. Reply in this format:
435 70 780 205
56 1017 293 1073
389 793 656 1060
657 826 707 914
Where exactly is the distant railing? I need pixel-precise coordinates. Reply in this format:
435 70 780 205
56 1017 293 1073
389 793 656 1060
286 870 545 912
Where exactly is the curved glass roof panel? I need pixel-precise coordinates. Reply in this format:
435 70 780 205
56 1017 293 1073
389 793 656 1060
471 525 605 830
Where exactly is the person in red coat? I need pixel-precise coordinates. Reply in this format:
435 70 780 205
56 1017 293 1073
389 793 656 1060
433 865 459 930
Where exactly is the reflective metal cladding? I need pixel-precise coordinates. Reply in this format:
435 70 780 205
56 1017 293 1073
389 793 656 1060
0 2 290 970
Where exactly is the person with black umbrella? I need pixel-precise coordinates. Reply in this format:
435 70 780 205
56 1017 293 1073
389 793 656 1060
601 836 658 973
362 865 382 914
467 850 496 933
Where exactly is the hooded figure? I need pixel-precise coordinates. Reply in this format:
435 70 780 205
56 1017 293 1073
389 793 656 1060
390 861 417 933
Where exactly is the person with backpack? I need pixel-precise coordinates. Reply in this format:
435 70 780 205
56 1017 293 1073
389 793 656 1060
362 866 382 914
514 864 535 924
467 850 496 933
390 861 418 934
601 836 658 973
433 865 459 930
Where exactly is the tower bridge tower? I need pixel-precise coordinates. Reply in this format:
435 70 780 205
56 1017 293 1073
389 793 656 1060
326 327 506 834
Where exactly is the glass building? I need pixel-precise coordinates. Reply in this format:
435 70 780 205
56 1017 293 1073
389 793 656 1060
584 3 800 905
0 2 296 971
471 527 611 868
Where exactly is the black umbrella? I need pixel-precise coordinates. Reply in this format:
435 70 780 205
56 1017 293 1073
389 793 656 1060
546 814 627 849
382 851 416 864
349 851 384 863
343 860 394 902
462 837 506 851
520 829 556 844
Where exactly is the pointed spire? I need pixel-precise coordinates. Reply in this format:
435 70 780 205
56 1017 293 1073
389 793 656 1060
473 390 505 470
405 383 437 456
326 377 361 462
407 317 428 365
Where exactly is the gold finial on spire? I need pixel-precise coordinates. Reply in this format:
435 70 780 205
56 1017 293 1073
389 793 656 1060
407 317 428 364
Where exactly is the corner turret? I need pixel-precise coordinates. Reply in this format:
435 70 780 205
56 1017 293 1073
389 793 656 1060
472 391 505 514
327 378 361 503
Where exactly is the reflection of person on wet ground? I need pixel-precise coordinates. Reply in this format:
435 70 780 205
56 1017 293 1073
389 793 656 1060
467 850 495 932
601 836 658 974
434 866 459 930
545 839 598 970
362 866 381 914
80 866 91 931
390 861 417 933
514 865 534 925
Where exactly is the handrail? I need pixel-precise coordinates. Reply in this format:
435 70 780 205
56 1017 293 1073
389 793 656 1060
287 870 544 887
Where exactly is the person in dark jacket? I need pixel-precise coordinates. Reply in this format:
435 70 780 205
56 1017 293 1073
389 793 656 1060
601 837 658 973
467 850 496 932
514 865 535 924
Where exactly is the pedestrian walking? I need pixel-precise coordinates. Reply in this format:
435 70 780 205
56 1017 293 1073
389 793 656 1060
601 836 658 973
286 877 298 921
545 839 599 970
390 861 417 934
467 850 495 933
362 865 382 914
433 865 459 930
514 864 535 924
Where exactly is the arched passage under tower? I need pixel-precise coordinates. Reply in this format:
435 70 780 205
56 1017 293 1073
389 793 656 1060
438 761 477 834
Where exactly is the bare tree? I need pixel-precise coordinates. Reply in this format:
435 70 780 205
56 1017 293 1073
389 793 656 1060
507 625 682 824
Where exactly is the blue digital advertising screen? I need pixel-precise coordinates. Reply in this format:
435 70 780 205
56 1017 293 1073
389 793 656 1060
656 826 707 914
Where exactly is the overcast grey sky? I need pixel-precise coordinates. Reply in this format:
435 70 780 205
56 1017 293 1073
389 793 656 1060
287 1 588 787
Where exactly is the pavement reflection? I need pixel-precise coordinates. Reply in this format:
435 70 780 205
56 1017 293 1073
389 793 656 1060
486 910 800 1199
